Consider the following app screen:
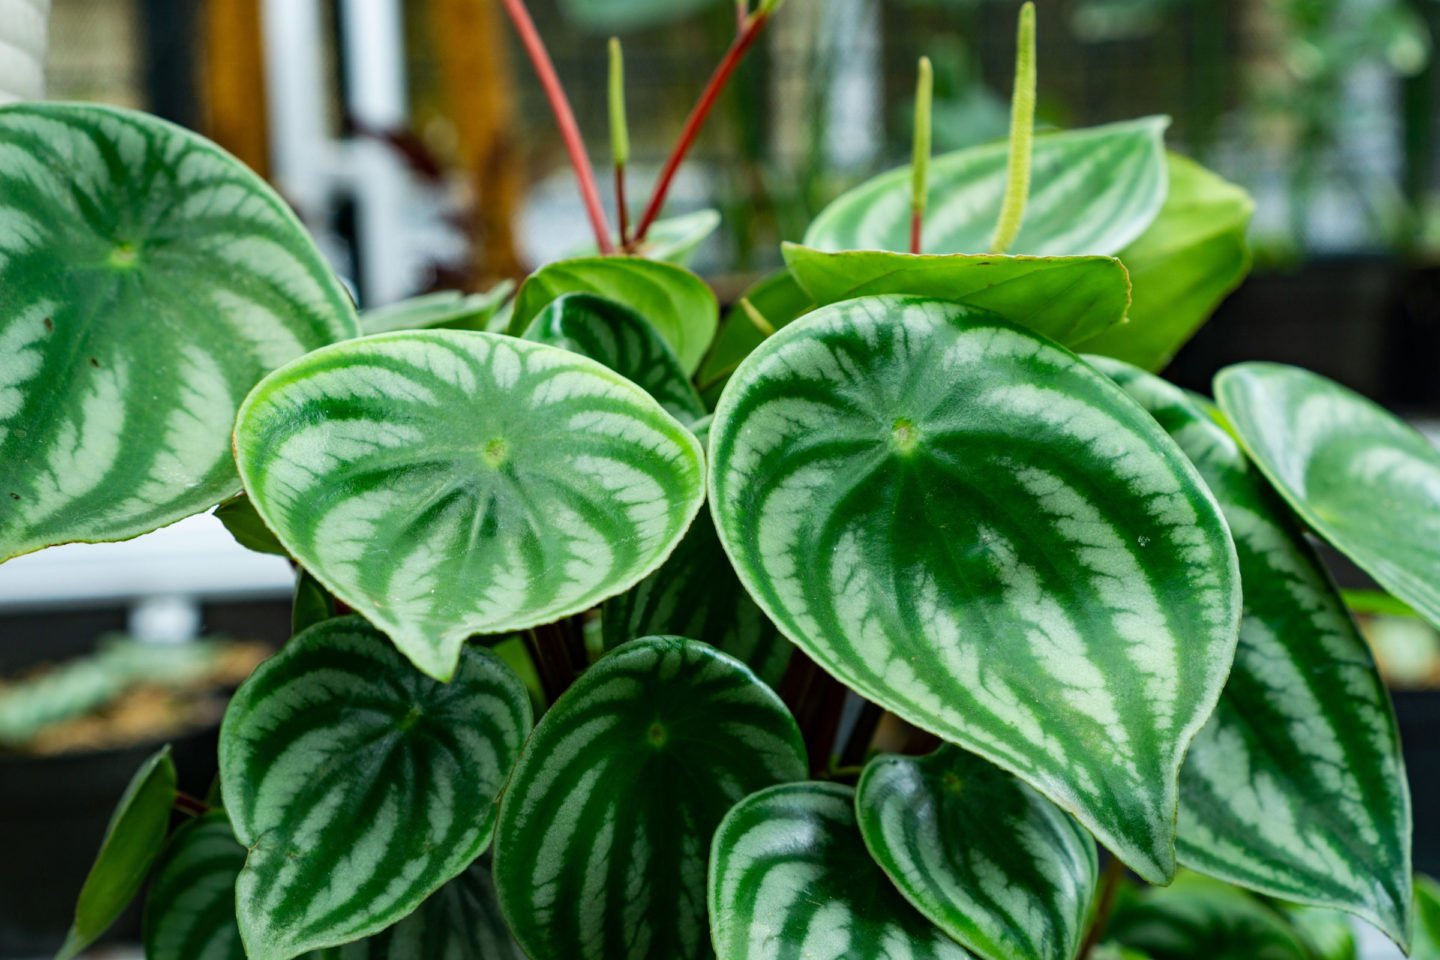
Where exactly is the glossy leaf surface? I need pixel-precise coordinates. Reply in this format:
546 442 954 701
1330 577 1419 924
1216 362 1440 632
360 284 514 336
1098 358 1412 944
1109 873 1313 960
709 296 1240 881
856 746 1097 960
219 617 532 960
522 292 705 423
803 118 1168 257
234 330 706 680
493 636 807 960
709 782 972 960
0 103 357 562
58 745 177 960
783 243 1130 346
510 256 718 373
1076 154 1251 370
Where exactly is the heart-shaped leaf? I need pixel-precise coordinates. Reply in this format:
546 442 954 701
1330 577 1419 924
522 292 705 424
709 781 972 960
697 269 813 404
360 284 515 336
1075 154 1252 371
58 745 177 960
782 243 1131 347
1216 362 1440 632
803 118 1168 257
1098 357 1412 945
218 616 532 960
1109 872 1314 960
709 295 1241 881
144 812 524 960
492 636 807 960
604 421 792 687
234 329 706 680
0 103 358 562
856 746 1097 960
509 256 718 374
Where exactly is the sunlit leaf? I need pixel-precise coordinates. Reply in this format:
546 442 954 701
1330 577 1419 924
493 636 806 960
360 284 514 336
233 330 706 680
0 103 357 562
218 617 532 960
709 295 1240 881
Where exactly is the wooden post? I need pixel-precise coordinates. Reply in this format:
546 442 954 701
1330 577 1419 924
201 0 269 179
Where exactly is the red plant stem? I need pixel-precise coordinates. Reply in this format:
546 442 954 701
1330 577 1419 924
615 164 630 247
499 0 615 254
910 209 923 255
174 792 211 818
631 11 772 245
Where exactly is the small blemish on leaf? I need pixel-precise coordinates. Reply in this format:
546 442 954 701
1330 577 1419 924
8 492 19 501
43 317 53 332
89 357 100 368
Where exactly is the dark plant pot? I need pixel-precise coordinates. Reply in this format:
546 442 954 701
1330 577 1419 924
0 726 219 959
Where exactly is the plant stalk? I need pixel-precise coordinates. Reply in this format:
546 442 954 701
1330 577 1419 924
609 37 631 246
499 0 615 254
631 8 775 246
1078 854 1126 959
528 623 578 703
911 56 933 255
989 1 1036 255
173 791 211 818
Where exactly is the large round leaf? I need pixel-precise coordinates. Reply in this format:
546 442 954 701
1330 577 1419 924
1216 362 1440 632
856 746 1097 960
708 295 1240 881
509 256 717 374
803 118 1168 257
1098 358 1412 945
233 329 706 680
492 636 807 960
708 781 972 960
0 102 357 562
782 244 1131 347
522 292 705 424
218 616 532 960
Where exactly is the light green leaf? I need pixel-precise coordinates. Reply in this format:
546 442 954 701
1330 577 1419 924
697 269 812 403
218 616 532 960
803 117 1169 257
856 746 1097 960
574 210 722 266
1076 154 1252 371
1109 872 1314 960
709 781 972 960
603 421 792 687
492 636 807 960
1285 906 1358 960
522 292 705 424
1417 876 1440 959
510 256 718 374
360 283 515 336
1215 362 1440 633
233 329 706 680
291 567 338 636
782 243 1131 347
1097 358 1412 946
58 745 177 960
709 295 1241 882
214 494 287 557
0 103 358 562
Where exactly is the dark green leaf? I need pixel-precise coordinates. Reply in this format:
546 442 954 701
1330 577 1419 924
697 269 812 404
291 567 338 636
492 636 807 960
1109 872 1314 960
218 616 532 960
215 494 287 557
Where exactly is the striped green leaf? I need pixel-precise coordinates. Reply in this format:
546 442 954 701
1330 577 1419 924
144 813 524 960
1075 155 1252 371
709 295 1241 881
709 782 973 960
1216 362 1440 633
803 118 1168 257
0 102 357 562
1097 358 1412 945
218 616 532 960
603 421 792 687
697 269 812 404
360 283 514 336
492 636 807 960
1109 872 1314 960
233 329 706 680
782 243 1131 347
58 745 177 960
522 292 705 424
510 256 718 373
855 746 1097 960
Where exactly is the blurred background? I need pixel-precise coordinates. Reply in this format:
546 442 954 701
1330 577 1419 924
2 0 1438 956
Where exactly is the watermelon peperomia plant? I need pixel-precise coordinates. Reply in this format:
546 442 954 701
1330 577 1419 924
8 2 1440 959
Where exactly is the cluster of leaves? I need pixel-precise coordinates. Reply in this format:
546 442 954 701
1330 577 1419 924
3 4 1440 959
